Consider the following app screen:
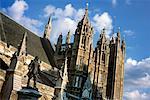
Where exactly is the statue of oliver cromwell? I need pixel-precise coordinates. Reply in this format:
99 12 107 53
27 56 40 89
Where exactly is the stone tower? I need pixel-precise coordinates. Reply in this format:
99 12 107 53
106 28 125 100
53 5 126 100
92 29 110 99
66 4 94 99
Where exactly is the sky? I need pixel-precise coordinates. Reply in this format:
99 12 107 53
1 0 150 100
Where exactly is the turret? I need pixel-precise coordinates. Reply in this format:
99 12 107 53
116 27 121 45
43 16 52 40
110 35 115 44
97 28 106 48
100 28 106 43
67 3 93 99
66 30 70 44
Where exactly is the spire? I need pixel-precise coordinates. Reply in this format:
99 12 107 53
99 28 106 42
43 16 52 40
18 32 27 56
116 27 121 44
110 34 115 44
66 30 71 44
48 16 52 25
82 2 89 22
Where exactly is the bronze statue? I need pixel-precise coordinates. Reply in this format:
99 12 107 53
27 56 40 88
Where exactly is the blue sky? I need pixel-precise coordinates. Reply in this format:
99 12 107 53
1 0 150 100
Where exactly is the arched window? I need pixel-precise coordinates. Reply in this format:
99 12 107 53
86 27 88 32
74 76 80 87
102 53 105 63
87 37 89 46
82 36 85 44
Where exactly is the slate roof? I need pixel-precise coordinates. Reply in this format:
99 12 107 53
0 12 56 66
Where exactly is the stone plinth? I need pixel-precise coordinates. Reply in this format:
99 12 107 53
17 87 42 100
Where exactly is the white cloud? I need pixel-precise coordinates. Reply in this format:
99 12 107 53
43 4 114 42
125 57 150 71
135 73 150 87
92 12 113 35
126 73 150 88
44 5 56 17
64 4 75 17
52 17 77 42
7 0 28 21
5 0 42 34
125 58 137 70
124 90 150 100
44 4 81 19
112 0 117 7
124 30 134 36
124 57 150 99
74 9 85 21
43 4 84 42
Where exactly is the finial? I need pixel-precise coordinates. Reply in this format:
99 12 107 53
111 35 115 44
86 2 89 9
101 28 105 35
118 27 120 32
67 30 70 38
122 35 125 44
66 30 71 44
117 27 121 38
103 28 105 30
85 2 88 16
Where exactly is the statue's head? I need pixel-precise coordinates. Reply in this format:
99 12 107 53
35 56 39 61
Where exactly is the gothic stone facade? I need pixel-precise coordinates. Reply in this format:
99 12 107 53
54 7 125 100
0 6 125 100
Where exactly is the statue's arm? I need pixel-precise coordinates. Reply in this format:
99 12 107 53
37 64 41 74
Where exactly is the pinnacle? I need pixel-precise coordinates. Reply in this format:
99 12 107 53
48 15 52 25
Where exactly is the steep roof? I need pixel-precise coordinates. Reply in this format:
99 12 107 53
0 12 56 66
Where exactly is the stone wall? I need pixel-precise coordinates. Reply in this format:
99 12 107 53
0 41 55 100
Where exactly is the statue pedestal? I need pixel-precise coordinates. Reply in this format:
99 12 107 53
17 87 42 100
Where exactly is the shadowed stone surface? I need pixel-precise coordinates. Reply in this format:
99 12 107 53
17 87 42 100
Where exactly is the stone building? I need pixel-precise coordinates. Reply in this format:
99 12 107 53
0 5 125 100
